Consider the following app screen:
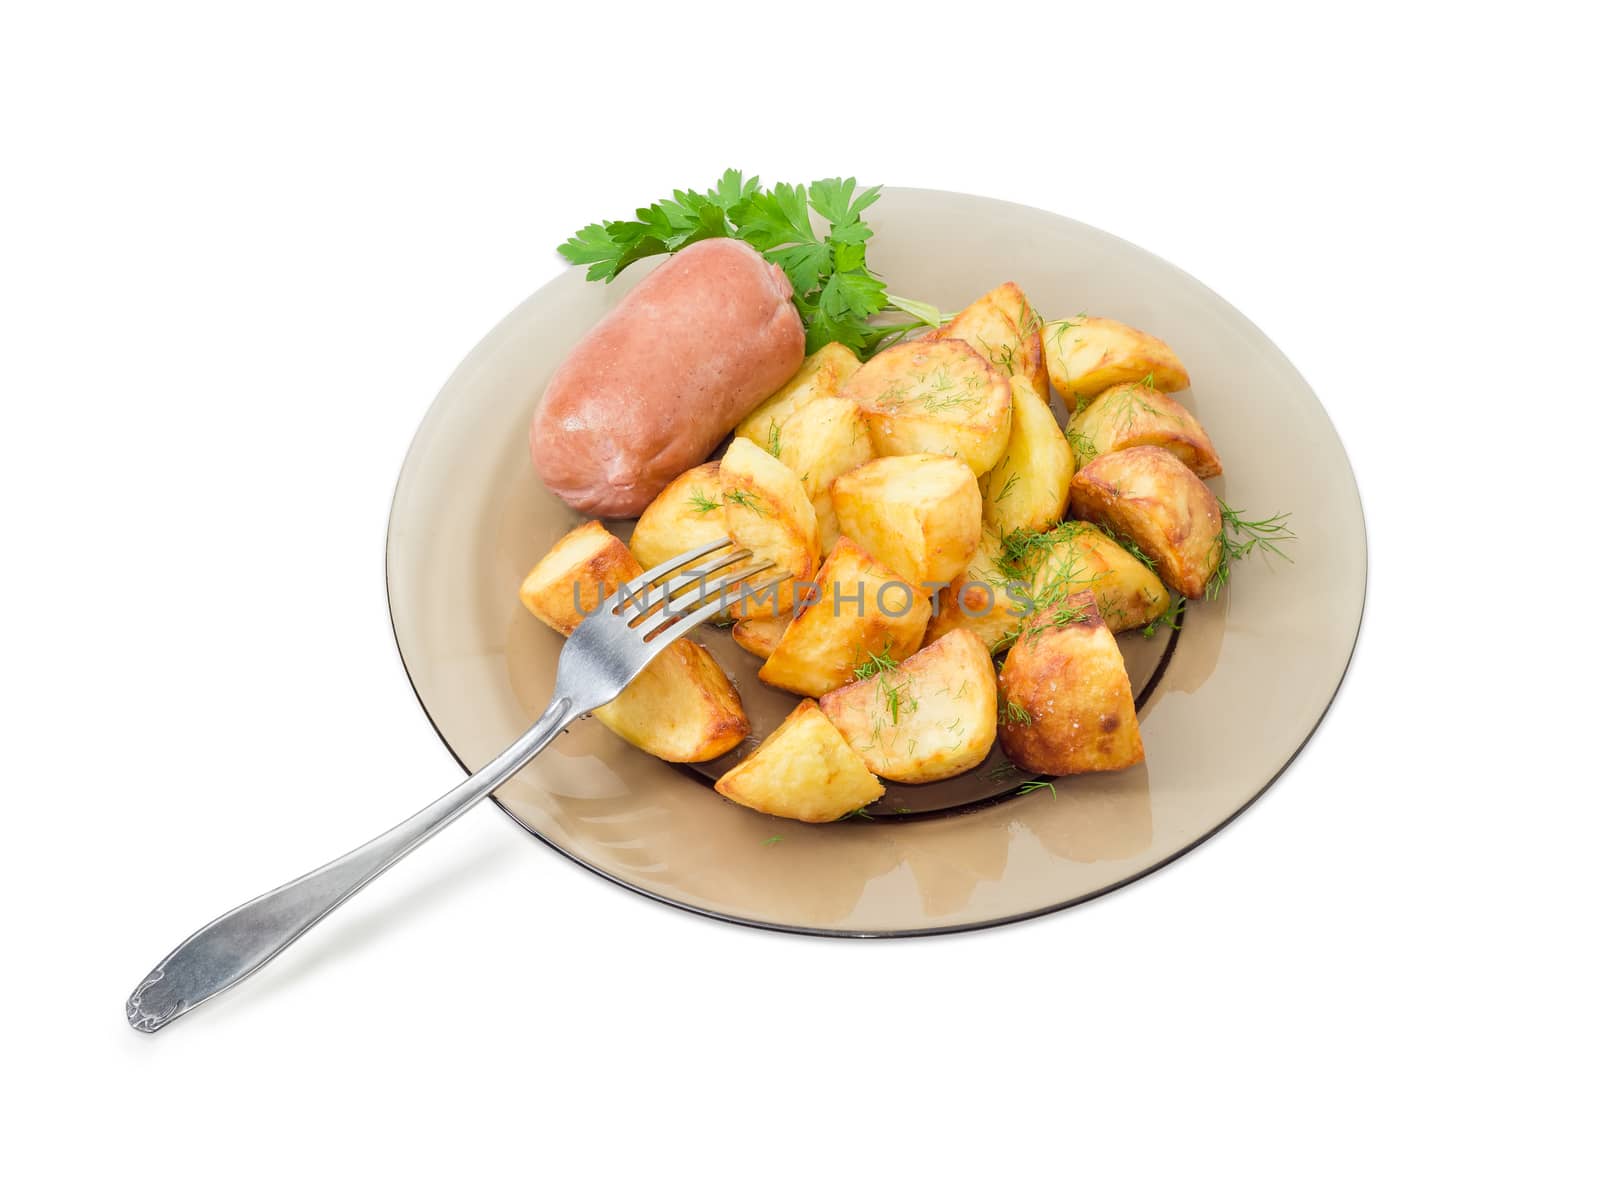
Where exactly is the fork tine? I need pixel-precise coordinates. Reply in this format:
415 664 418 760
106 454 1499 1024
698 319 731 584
638 560 789 637
631 536 735 588
622 547 756 625
637 572 794 651
599 537 739 621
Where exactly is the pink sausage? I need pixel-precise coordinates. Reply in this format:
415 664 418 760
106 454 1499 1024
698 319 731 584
531 238 806 517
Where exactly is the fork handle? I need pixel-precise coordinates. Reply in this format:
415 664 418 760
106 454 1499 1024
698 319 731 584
125 696 577 1033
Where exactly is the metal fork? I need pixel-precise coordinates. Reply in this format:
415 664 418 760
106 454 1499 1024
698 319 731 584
124 537 786 1034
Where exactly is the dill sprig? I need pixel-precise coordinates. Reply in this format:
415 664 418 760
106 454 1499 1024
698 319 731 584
851 646 899 682
764 420 783 459
1206 502 1296 599
1065 425 1098 462
1000 697 1032 726
985 760 1022 783
1016 780 1059 800
723 488 767 517
1141 595 1186 639
1105 524 1159 573
991 470 1022 504
687 488 721 514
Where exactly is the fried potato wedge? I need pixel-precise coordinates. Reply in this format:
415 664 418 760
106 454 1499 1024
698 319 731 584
840 338 1012 475
832 453 982 587
714 699 884 822
720 436 821 618
1071 382 1222 478
1069 446 1222 600
628 461 727 570
731 612 792 660
980 378 1074 537
773 394 874 554
518 520 639 633
1043 315 1190 409
1019 521 1173 635
930 282 1048 399
819 628 998 784
922 528 1032 653
519 521 748 761
734 342 861 451
758 537 932 698
997 591 1143 776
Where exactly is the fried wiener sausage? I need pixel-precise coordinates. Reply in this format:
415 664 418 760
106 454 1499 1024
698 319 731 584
531 238 806 517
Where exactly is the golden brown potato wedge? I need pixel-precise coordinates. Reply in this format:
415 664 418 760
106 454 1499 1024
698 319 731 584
819 628 998 784
922 528 1032 653
734 342 861 452
1069 446 1222 600
758 537 933 698
602 640 751 762
979 377 1074 538
720 437 822 618
731 612 792 660
1070 382 1222 478
518 521 748 761
930 282 1048 400
518 520 639 633
773 394 874 554
1020 521 1173 635
832 453 982 587
714 699 885 822
628 461 727 570
840 338 1012 475
1043 315 1190 409
997 591 1143 775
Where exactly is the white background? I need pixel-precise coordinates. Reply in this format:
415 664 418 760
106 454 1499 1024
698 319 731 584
3 3 1594 1185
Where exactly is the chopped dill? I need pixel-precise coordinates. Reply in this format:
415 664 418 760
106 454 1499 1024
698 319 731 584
687 488 721 514
1142 595 1186 638
852 646 899 682
992 470 1021 504
985 760 1021 783
1016 780 1059 800
1001 697 1033 726
761 835 783 847
1065 426 1098 462
1206 502 1296 599
765 420 783 459
723 488 767 516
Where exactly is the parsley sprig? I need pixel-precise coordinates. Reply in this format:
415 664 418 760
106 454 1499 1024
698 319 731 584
558 170 942 355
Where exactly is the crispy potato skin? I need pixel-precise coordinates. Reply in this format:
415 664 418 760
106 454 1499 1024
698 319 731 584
731 613 792 660
839 338 1013 475
819 628 997 784
1043 316 1190 408
758 537 933 698
720 436 822 618
628 461 727 570
714 699 885 822
1069 446 1222 600
922 528 1031 653
997 592 1143 775
930 282 1048 400
1071 383 1222 478
832 453 982 587
980 378 1074 537
518 521 748 761
734 342 861 450
773 394 874 554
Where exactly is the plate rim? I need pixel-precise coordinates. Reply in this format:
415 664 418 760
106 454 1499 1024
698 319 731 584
384 185 1368 939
